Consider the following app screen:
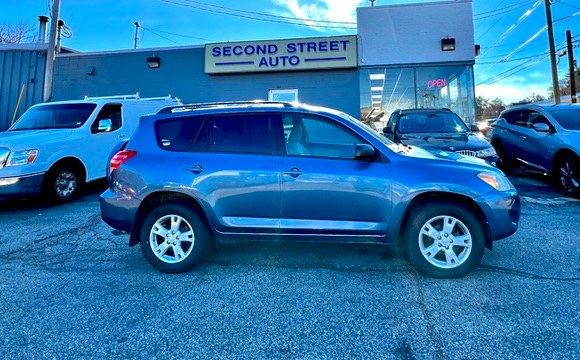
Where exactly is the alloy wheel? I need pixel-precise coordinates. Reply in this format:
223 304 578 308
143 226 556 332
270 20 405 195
149 214 195 264
418 215 472 269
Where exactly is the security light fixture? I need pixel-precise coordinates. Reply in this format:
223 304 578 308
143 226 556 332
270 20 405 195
441 37 456 52
147 56 161 68
475 44 481 56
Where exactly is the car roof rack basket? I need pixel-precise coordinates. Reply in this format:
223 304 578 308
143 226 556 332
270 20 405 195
157 100 296 114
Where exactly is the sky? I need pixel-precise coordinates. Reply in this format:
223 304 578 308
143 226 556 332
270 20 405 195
1 0 579 104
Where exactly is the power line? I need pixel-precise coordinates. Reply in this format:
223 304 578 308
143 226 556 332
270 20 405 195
157 0 357 30
557 0 580 11
139 26 216 42
474 0 536 20
179 0 357 25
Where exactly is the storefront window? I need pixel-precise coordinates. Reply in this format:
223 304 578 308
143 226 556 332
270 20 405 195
360 65 474 128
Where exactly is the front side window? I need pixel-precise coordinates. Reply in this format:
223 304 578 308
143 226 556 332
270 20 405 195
91 104 123 133
195 114 274 154
502 110 529 128
548 109 580 130
283 114 363 159
10 103 97 131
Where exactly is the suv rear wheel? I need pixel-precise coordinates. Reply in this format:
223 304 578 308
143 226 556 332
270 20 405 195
405 202 485 278
140 203 210 273
554 154 580 198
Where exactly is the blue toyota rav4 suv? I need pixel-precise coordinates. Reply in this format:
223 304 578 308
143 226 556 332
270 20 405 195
100 101 520 278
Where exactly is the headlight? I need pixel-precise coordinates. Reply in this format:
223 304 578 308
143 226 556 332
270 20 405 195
475 147 497 158
478 172 514 191
6 149 39 166
0 148 9 168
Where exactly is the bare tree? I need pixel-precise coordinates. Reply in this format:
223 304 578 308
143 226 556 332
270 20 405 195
0 20 35 43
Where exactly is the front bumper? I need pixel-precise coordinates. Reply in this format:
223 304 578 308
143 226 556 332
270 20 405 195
479 189 521 242
0 172 45 198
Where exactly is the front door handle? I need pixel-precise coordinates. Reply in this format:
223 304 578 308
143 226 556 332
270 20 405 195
519 135 527 140
187 164 206 174
283 167 303 178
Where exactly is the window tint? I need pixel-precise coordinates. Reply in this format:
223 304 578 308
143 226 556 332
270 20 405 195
195 114 274 154
91 104 122 133
156 116 204 152
10 103 97 131
283 114 362 159
502 110 529 127
548 109 580 130
527 111 551 128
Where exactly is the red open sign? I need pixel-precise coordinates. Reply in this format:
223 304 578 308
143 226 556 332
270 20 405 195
427 78 447 88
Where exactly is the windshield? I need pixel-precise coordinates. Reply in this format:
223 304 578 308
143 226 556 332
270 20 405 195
338 111 395 146
10 103 97 131
548 109 580 130
398 112 469 134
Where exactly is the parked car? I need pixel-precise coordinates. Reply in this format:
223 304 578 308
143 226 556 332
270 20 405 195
476 118 497 139
488 103 580 198
0 93 180 202
100 101 520 278
382 108 498 165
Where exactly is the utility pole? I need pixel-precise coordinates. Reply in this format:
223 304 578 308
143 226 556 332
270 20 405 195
134 21 140 49
544 0 560 104
43 0 61 102
567 30 577 103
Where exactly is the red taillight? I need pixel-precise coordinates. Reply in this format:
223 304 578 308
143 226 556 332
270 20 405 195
110 150 137 172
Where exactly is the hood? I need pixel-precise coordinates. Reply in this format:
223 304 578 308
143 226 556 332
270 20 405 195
0 129 73 150
398 132 491 151
392 143 492 168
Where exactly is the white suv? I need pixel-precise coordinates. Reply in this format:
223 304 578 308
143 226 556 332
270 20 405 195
0 93 181 202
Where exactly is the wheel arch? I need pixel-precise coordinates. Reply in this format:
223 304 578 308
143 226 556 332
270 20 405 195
129 191 213 247
552 148 579 172
396 192 493 252
43 157 87 186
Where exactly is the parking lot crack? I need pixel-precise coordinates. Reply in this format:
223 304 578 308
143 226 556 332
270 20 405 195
478 265 580 281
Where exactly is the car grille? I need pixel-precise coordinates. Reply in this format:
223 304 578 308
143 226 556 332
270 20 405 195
455 150 477 157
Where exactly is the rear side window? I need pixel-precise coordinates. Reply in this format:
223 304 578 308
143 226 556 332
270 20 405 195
548 109 580 130
194 113 274 154
156 116 204 151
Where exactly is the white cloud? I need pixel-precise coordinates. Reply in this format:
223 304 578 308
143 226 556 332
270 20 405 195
271 0 364 32
476 83 550 103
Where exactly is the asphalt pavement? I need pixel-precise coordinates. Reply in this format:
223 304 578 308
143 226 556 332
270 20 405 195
0 172 578 359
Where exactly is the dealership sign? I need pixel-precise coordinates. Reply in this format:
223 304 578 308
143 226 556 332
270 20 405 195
205 36 357 74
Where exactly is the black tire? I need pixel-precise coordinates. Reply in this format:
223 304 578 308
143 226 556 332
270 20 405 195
493 142 513 172
405 202 485 278
43 165 83 204
140 203 210 273
553 154 580 198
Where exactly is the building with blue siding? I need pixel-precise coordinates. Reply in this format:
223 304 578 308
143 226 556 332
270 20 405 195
0 0 475 132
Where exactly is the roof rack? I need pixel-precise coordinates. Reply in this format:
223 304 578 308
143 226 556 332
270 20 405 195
157 100 296 114
83 91 174 101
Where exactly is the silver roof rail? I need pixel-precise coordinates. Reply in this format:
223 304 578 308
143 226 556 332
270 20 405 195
157 100 297 114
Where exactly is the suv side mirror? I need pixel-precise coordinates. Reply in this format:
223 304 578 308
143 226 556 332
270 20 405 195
470 124 480 132
355 144 375 160
382 127 394 136
532 123 551 133
98 119 113 132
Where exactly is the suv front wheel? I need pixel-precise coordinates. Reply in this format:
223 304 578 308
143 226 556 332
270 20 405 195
405 202 485 278
554 154 580 198
140 203 210 273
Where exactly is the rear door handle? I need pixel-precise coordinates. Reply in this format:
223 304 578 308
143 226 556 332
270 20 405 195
187 164 206 174
283 167 303 178
519 135 527 140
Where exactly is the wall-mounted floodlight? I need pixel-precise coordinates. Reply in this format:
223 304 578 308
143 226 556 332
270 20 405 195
441 38 456 51
147 56 161 68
